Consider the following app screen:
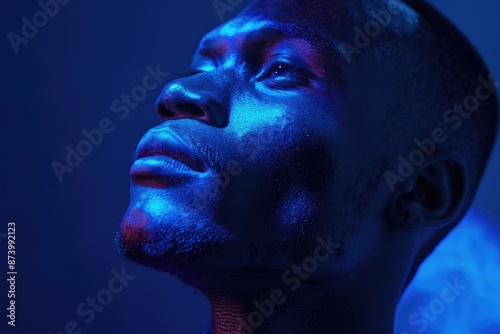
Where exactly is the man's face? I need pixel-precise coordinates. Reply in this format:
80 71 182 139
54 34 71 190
116 6 390 280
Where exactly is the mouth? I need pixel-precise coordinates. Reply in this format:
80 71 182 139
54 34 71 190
130 127 206 185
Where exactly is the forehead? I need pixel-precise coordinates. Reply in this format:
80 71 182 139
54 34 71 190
206 18 272 40
196 0 360 58
196 16 337 58
197 0 419 54
241 0 351 32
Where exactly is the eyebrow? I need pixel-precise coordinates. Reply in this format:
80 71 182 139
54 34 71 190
195 21 339 61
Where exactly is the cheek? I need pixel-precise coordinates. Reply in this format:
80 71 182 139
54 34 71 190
227 96 287 137
239 100 336 193
228 95 335 163
280 144 334 193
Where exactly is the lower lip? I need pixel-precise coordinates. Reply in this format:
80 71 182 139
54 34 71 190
130 156 198 187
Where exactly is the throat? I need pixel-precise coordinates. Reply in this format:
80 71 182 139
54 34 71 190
203 282 395 334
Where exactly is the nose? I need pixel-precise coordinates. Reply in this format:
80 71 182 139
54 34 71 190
155 74 229 127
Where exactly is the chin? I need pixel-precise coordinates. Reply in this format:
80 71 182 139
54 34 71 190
114 205 236 272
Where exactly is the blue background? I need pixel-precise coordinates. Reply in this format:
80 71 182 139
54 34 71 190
1 0 499 333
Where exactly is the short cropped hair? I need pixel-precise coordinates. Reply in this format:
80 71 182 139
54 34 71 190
373 0 498 201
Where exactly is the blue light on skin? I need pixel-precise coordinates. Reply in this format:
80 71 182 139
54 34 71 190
116 13 384 332
114 0 499 333
118 14 349 269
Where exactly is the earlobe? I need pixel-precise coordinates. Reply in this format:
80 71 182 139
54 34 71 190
386 155 467 230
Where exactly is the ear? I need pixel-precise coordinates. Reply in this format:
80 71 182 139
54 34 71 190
385 154 467 230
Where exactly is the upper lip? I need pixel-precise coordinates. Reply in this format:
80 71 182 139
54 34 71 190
135 127 206 172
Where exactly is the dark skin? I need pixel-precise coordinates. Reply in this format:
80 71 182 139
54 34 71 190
115 1 469 333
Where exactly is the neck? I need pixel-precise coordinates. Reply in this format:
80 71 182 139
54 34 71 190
195 224 415 334
203 274 398 334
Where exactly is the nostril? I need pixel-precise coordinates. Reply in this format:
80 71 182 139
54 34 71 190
157 103 175 119
177 102 205 117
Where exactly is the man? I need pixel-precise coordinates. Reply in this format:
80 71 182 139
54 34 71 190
115 0 499 332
